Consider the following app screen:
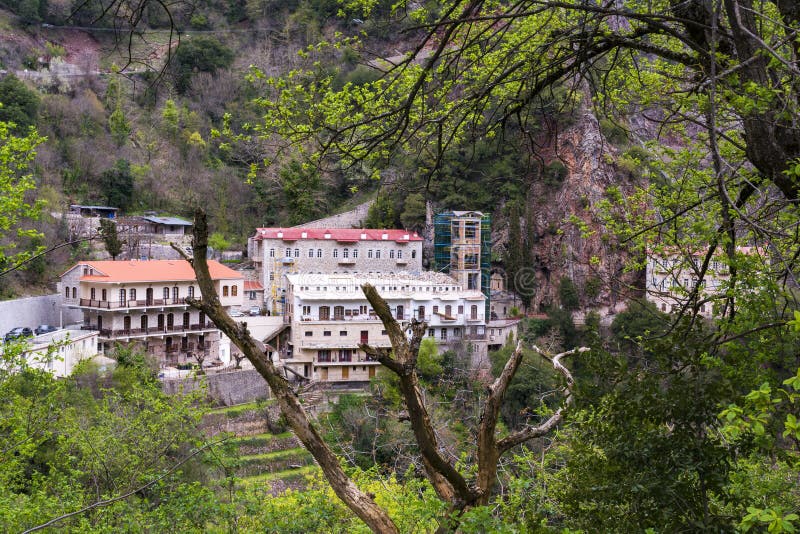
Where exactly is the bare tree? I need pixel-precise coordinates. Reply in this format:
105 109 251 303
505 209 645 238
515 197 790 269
184 208 581 532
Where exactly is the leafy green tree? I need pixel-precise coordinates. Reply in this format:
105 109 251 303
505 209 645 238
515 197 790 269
173 36 234 94
279 160 323 225
99 218 124 260
557 276 579 311
0 75 40 130
610 299 668 352
208 232 231 252
108 104 131 146
0 120 45 272
363 194 396 229
99 159 134 211
399 192 426 233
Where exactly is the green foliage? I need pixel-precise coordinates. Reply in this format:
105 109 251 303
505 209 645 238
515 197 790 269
0 75 40 130
108 104 131 146
99 159 134 210
610 299 667 352
173 36 234 94
363 194 396 229
399 192 426 232
542 160 568 189
99 218 124 260
208 231 232 251
416 337 442 380
0 120 45 272
279 160 323 225
599 118 629 146
557 276 579 310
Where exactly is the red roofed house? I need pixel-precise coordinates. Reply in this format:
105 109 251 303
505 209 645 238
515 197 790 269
247 228 423 314
60 260 243 366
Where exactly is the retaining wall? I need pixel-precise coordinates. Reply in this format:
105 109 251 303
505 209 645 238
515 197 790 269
0 294 83 334
161 368 271 406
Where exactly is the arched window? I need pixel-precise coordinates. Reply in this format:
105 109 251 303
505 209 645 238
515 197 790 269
471 305 478 320
163 287 170 301
317 249 322 258
333 249 339 258
102 289 107 301
222 286 229 297
72 287 77 299
65 286 69 298
129 288 136 302
90 288 96 300
119 288 126 305
167 313 174 328
390 250 395 259
187 286 194 298
140 315 148 330
172 287 179 302
308 248 314 258
353 249 358 258
294 248 300 257
343 248 349 258
231 285 238 296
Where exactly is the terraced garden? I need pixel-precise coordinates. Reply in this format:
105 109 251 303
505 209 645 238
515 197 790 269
202 401 318 492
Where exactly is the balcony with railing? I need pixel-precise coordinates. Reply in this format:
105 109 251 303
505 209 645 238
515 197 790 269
78 297 190 310
82 322 218 339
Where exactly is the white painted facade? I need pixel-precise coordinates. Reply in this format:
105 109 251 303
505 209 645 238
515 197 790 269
23 328 99 377
283 272 487 383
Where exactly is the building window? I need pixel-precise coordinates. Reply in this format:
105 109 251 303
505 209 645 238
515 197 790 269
319 306 330 320
173 287 179 301
102 289 107 301
294 248 300 257
339 349 352 362
471 305 478 320
90 288 96 300
318 350 331 362
302 305 311 315
188 286 194 298
445 305 452 317
343 248 349 258
323 330 331 336
340 330 347 336
72 287 77 299
333 249 339 258
283 248 290 257
317 249 322 258
433 305 439 314
375 250 381 259
269 248 275 258
390 250 395 259
412 250 417 259
65 287 70 298
353 249 358 258
308 248 314 258
441 328 447 340
368 249 373 258
222 286 229 297
304 331 313 338
119 288 126 305
269 272 275 281
129 288 137 302
454 327 461 338
396 305 404 320
163 287 169 301
232 285 238 297
458 305 464 314
397 250 402 259
428 328 435 337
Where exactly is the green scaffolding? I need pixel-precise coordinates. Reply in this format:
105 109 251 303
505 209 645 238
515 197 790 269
433 211 492 319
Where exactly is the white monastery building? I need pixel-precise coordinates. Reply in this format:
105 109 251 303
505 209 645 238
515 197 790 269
281 272 487 383
247 228 423 314
60 260 243 365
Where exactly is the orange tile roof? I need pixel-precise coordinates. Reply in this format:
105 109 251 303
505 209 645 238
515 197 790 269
244 281 265 291
69 260 242 283
252 228 422 243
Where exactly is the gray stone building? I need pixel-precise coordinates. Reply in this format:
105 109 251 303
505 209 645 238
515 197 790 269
248 228 423 314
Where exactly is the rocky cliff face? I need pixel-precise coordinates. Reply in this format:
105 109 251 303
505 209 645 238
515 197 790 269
513 106 644 312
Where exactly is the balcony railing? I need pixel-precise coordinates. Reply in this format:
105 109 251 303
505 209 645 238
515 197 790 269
82 322 217 338
78 298 189 309
299 314 381 322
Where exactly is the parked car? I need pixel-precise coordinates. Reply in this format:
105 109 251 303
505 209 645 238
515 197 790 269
230 310 245 317
34 324 59 336
248 306 262 316
4 327 33 342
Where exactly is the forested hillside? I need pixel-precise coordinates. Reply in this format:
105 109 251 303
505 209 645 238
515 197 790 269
1 0 799 532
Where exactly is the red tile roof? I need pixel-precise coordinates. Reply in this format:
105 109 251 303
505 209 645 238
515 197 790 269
66 260 242 283
244 281 265 291
251 228 422 243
